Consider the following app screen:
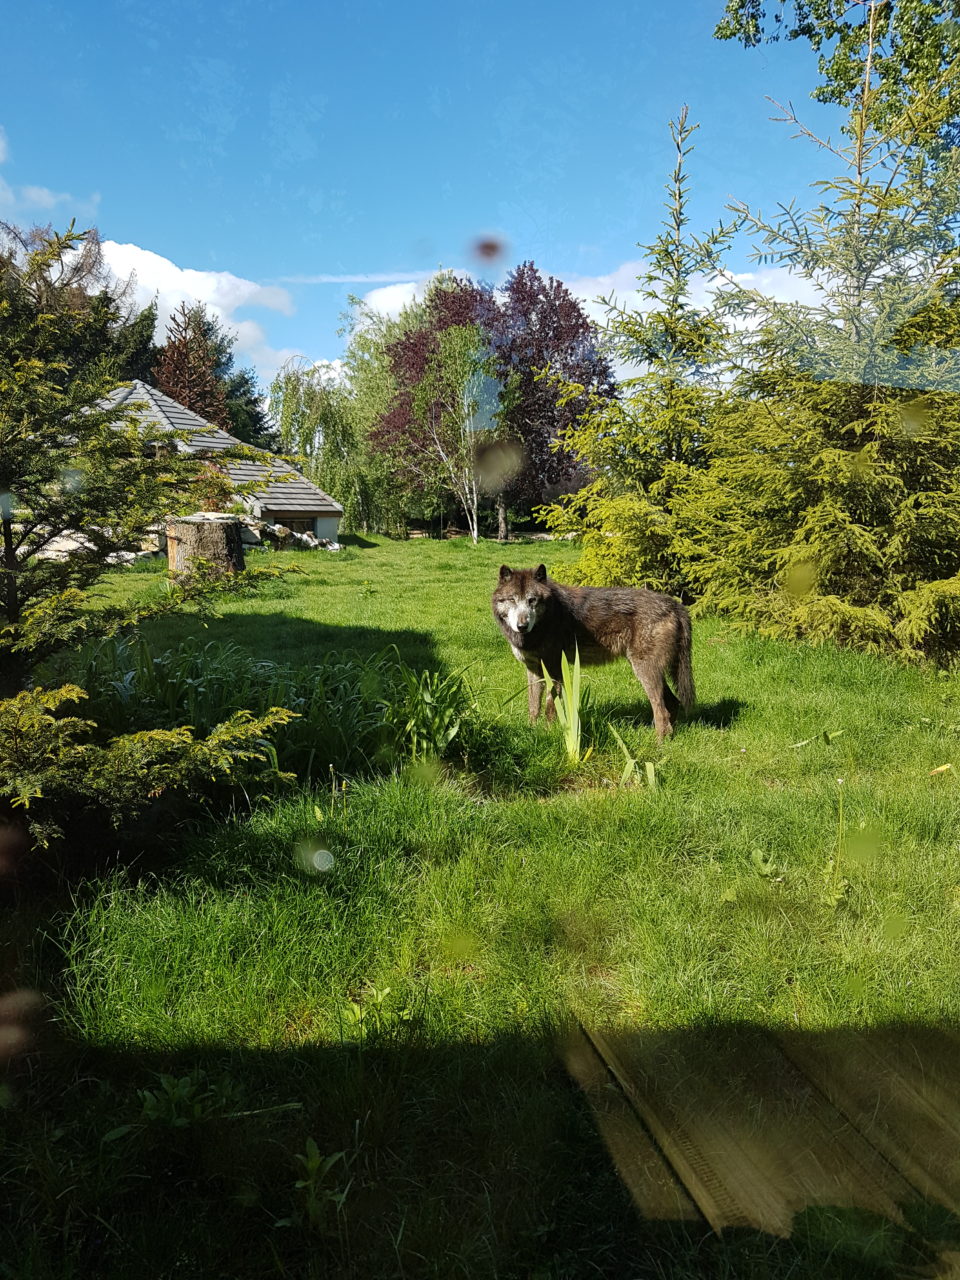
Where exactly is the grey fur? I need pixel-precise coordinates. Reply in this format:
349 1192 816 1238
492 564 695 741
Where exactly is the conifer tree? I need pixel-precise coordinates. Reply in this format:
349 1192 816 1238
675 5 960 657
543 109 732 594
153 301 229 429
0 226 205 689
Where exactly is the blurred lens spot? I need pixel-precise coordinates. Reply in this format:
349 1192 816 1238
359 669 384 701
881 911 909 941
294 842 335 874
784 561 816 598
0 824 29 877
846 824 880 868
899 398 931 437
843 973 866 999
60 468 83 492
406 757 441 787
411 237 436 265
471 235 508 264
848 448 873 477
476 439 524 492
441 928 478 962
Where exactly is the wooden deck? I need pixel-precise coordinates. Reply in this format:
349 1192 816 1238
565 1022 960 1272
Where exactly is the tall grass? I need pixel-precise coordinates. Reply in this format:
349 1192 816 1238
56 634 475 782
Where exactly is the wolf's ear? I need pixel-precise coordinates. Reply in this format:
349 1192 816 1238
499 565 513 581
534 564 547 582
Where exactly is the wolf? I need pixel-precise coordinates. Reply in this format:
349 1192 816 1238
491 564 695 741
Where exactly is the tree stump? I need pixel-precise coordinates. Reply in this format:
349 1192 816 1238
166 516 245 577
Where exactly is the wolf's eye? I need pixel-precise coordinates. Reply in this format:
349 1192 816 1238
527 596 535 605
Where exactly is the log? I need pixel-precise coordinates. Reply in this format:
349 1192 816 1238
166 516 245 577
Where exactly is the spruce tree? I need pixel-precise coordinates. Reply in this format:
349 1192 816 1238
543 109 732 594
153 301 229 429
0 226 205 689
674 12 960 657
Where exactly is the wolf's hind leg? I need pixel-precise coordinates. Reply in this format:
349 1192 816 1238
630 658 675 741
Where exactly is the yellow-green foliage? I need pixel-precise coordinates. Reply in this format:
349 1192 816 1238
542 111 730 597
548 45 960 662
546 488 679 590
674 372 960 660
0 683 296 847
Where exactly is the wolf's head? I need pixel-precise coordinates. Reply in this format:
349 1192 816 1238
492 564 550 639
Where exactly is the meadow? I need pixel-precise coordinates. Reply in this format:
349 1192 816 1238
6 534 960 1278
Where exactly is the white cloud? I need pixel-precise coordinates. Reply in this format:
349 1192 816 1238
103 241 294 321
312 358 347 383
561 260 649 327
560 260 823 329
0 126 99 217
721 267 824 309
555 260 827 381
361 279 427 318
101 240 300 380
19 183 101 215
360 269 474 319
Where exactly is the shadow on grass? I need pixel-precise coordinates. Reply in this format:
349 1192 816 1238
138 610 441 671
5 1021 960 1278
591 696 745 733
339 534 379 549
688 697 745 730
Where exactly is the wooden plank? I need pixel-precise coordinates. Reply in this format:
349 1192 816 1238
587 1025 916 1238
561 1025 703 1225
774 1027 960 1221
585 1027 752 1234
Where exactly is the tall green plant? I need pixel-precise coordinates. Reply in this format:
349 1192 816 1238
715 0 960 150
268 357 375 532
674 14 960 658
0 223 208 688
542 109 732 594
544 646 593 764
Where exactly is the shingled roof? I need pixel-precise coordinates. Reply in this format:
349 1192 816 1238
105 380 343 517
105 380 237 452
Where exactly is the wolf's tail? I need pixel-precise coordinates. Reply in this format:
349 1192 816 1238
674 609 696 714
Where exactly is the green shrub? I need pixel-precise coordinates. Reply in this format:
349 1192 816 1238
56 636 475 782
0 683 295 848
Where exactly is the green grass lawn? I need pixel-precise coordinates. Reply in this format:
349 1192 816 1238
8 535 960 1278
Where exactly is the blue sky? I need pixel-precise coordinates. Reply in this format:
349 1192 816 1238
1 0 845 383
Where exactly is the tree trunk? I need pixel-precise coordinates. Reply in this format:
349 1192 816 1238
0 654 29 698
1 514 18 628
166 518 245 577
496 492 508 542
0 512 28 693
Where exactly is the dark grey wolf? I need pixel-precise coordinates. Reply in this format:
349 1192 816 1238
491 564 695 740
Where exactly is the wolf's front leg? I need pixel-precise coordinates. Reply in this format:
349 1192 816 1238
527 667 545 720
